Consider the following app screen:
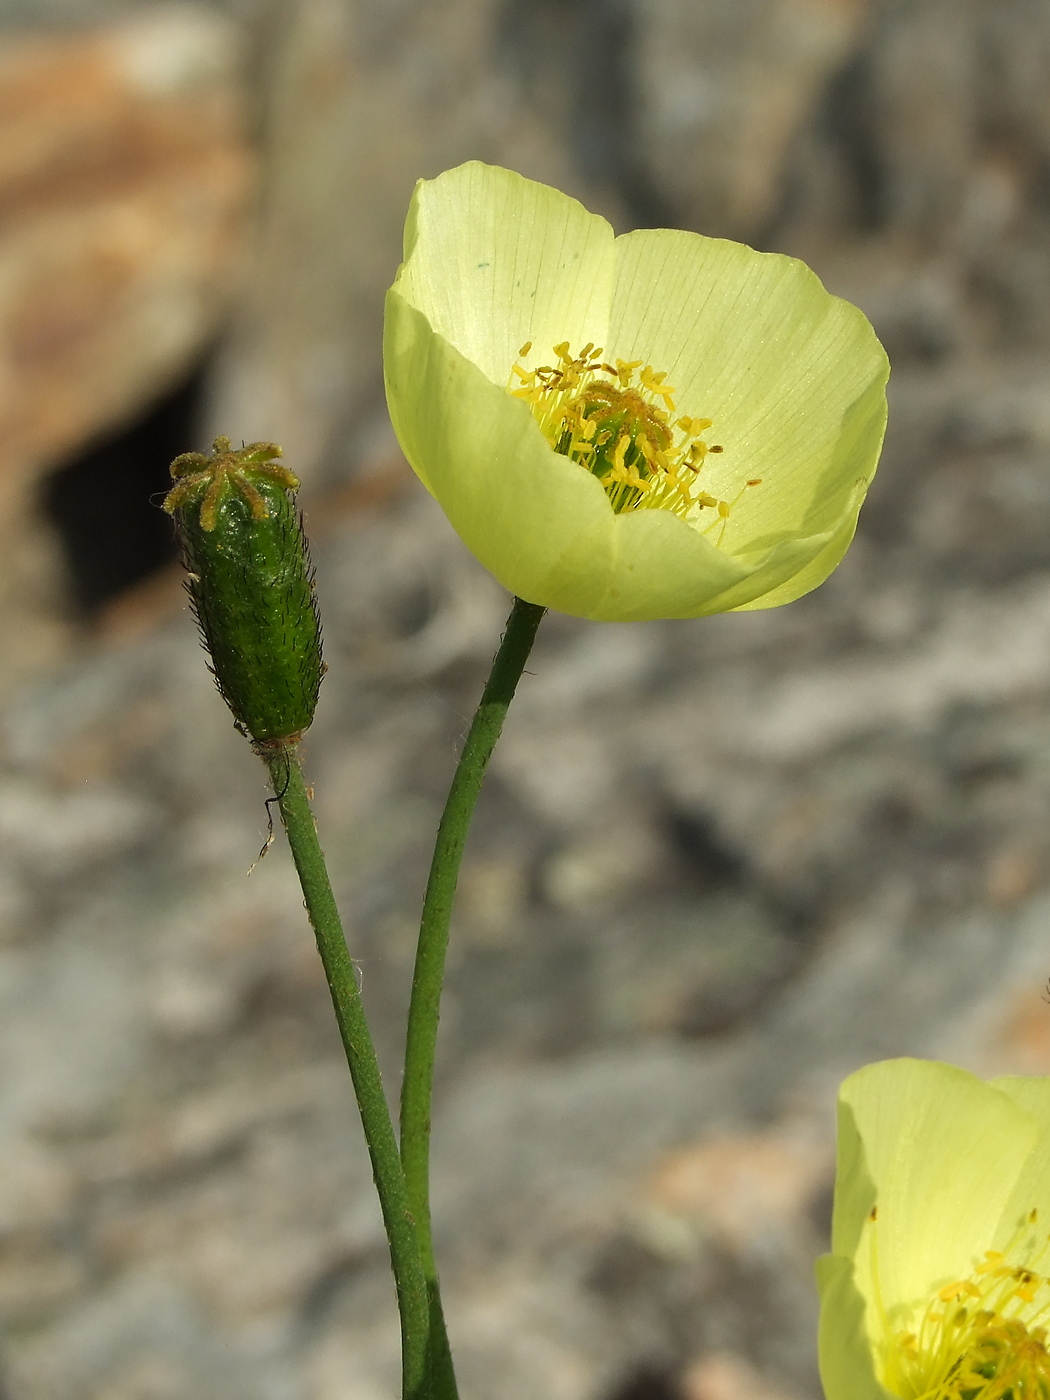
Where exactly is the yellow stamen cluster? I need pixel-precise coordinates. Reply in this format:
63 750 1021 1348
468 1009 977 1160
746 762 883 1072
882 1210 1050 1400
509 342 759 541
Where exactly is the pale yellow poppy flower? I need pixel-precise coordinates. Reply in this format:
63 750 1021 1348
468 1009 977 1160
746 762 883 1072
384 161 888 621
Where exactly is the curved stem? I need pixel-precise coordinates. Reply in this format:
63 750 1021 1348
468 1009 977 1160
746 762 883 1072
267 750 432 1400
399 597 545 1388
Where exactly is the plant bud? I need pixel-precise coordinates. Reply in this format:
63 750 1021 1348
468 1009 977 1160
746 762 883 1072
164 437 324 747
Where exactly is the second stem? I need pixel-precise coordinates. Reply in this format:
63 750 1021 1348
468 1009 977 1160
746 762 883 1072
399 596 545 1350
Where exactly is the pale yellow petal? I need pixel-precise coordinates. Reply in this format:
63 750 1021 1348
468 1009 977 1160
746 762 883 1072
990 1075 1050 1244
838 1059 1035 1318
395 162 615 388
816 1254 894 1400
731 477 870 612
608 229 889 546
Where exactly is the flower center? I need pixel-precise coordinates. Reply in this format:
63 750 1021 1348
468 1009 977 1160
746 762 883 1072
881 1210 1050 1400
509 342 760 541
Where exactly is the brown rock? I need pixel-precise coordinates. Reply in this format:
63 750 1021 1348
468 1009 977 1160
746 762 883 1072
0 9 252 464
642 1125 832 1251
980 983 1050 1076
0 7 253 685
683 1352 798 1400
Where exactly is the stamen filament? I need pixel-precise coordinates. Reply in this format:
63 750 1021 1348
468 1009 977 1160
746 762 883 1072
509 341 759 545
873 1208 1050 1400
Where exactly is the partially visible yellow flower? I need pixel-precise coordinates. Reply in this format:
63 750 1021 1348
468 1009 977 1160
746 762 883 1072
818 1058 1050 1400
384 161 889 621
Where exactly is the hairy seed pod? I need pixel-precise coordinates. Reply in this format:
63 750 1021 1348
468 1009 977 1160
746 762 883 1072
163 437 324 748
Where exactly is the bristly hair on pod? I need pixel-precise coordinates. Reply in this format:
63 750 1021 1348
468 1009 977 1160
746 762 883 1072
164 437 325 749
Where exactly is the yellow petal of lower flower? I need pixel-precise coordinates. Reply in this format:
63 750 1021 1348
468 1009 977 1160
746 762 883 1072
838 1059 1034 1318
816 1253 894 1400
821 1059 1050 1400
991 1076 1050 1248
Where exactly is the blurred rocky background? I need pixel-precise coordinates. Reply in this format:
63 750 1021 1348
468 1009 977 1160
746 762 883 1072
0 0 1049 1397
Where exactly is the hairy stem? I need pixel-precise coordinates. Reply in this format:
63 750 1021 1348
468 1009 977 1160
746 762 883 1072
399 597 546 1394
267 750 432 1400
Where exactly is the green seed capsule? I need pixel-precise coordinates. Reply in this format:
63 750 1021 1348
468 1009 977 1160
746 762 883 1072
163 437 324 748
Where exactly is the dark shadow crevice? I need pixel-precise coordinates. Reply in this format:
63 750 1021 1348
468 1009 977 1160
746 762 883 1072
40 354 212 616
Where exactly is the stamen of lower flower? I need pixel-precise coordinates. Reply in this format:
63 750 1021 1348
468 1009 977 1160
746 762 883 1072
509 342 758 541
874 1208 1050 1400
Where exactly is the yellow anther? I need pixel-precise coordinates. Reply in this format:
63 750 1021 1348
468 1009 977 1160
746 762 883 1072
518 341 532 358
940 1281 982 1302
641 365 677 408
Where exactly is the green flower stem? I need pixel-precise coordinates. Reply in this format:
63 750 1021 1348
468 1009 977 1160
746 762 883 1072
399 596 546 1386
265 749 432 1400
